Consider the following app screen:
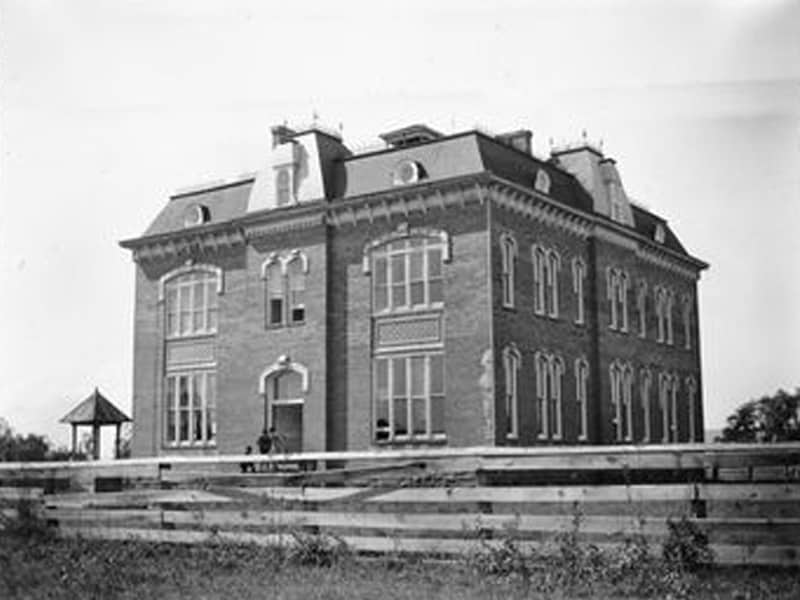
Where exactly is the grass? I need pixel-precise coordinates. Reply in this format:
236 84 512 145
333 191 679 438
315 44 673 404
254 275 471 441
2 532 800 600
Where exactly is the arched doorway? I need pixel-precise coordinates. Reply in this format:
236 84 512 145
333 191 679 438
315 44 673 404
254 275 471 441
259 356 308 453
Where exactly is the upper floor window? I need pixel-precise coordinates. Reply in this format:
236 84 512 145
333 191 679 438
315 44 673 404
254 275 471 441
500 233 517 309
503 345 520 440
533 246 561 318
163 268 221 338
262 251 309 327
610 360 633 442
636 280 648 339
276 167 292 206
372 236 444 314
655 286 674 345
575 357 589 441
535 351 564 440
681 294 693 350
572 258 586 325
607 268 629 332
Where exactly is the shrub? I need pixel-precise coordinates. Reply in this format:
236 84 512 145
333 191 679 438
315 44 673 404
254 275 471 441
662 516 714 572
287 531 351 567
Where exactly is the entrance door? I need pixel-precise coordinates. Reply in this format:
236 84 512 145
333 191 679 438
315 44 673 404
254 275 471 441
272 404 302 453
265 369 304 453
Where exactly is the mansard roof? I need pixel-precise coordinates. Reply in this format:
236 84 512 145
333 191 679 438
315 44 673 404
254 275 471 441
120 125 700 266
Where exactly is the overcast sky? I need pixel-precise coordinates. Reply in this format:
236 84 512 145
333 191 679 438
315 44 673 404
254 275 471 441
1 0 798 450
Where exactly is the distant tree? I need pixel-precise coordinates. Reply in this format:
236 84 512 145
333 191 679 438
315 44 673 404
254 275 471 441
117 422 133 458
0 418 86 461
719 389 800 443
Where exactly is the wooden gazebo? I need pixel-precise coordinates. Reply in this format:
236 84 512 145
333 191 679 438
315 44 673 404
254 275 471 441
59 388 131 459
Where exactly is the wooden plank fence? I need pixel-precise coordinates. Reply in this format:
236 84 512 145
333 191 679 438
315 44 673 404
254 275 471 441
2 443 800 567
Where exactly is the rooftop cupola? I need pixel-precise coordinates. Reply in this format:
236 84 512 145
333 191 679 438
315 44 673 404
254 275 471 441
379 124 443 148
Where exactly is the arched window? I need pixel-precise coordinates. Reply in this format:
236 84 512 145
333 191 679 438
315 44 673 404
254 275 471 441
162 267 221 338
682 294 692 350
666 291 675 346
262 251 309 327
276 168 292 206
503 345 520 439
686 376 698 442
370 235 445 314
606 268 628 331
655 287 666 343
575 357 589 441
637 281 648 339
533 246 547 315
546 250 561 318
640 369 652 443
572 258 586 325
610 360 633 442
535 351 563 440
659 373 679 442
500 233 517 308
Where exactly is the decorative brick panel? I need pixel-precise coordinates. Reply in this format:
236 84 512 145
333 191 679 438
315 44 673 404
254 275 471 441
166 339 215 367
374 315 442 348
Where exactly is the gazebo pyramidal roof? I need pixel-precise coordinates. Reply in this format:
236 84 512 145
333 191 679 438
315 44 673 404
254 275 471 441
59 388 131 426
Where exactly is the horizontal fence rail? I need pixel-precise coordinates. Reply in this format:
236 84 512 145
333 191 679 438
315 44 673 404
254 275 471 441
2 443 800 567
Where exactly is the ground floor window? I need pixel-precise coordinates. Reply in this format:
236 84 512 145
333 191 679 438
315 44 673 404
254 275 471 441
374 353 445 442
164 370 216 446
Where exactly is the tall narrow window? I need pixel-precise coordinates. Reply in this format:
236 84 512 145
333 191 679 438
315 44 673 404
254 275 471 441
287 257 306 323
682 294 692 350
546 251 561 318
670 375 679 441
607 268 618 329
637 281 648 339
610 361 633 442
659 373 679 442
535 352 563 440
575 358 589 441
640 369 652 443
666 291 674 346
655 287 666 343
276 168 292 206
264 262 284 327
572 258 586 325
500 234 517 308
619 272 629 332
533 246 547 315
372 236 446 313
503 346 520 439
686 376 698 442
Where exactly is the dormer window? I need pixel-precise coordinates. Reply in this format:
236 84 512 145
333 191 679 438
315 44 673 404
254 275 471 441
392 160 426 186
183 204 210 228
654 224 666 244
534 169 551 195
276 168 292 206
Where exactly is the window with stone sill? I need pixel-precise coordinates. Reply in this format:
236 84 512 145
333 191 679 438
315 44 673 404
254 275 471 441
372 236 445 314
533 246 561 318
263 251 308 328
503 345 521 439
500 233 517 309
535 351 564 440
575 357 589 441
610 360 634 442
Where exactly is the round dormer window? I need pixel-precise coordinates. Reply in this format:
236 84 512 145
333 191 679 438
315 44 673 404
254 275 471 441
183 204 211 228
392 160 426 186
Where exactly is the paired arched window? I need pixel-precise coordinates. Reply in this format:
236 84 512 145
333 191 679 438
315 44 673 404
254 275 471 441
162 267 222 338
533 246 561 317
655 286 675 345
500 233 517 308
535 351 564 440
606 268 629 332
262 251 308 327
610 360 634 442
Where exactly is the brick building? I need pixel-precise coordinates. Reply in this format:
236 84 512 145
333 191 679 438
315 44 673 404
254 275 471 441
120 122 708 457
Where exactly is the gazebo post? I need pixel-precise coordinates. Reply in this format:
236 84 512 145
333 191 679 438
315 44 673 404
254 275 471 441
115 423 121 459
92 424 101 460
71 424 77 459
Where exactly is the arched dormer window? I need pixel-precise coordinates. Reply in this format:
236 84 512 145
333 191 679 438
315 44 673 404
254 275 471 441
364 226 449 314
159 264 223 338
261 250 309 327
534 169 551 195
500 233 517 308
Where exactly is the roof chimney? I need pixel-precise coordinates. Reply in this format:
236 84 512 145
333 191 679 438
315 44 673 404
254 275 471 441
270 124 297 148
